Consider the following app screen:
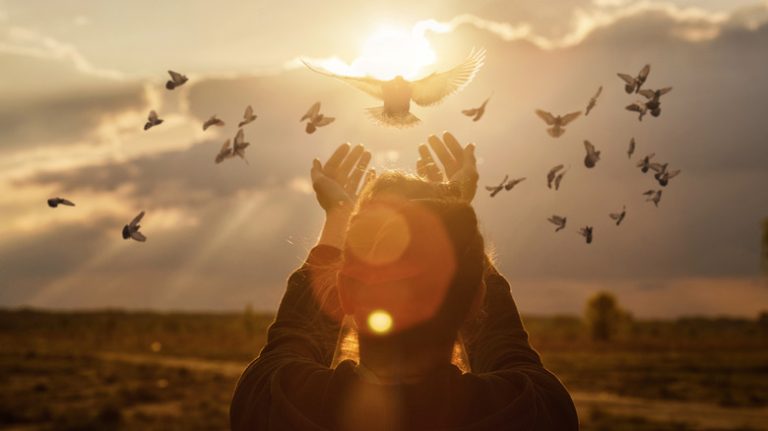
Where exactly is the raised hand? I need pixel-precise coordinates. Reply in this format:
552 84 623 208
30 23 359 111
416 132 478 202
311 143 375 214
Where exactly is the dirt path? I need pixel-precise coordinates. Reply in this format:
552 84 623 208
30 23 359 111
99 352 768 430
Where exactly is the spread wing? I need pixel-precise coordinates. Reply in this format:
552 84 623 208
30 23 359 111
535 110 556 125
658 87 673 96
584 140 596 154
560 111 582 126
649 163 666 173
148 110 158 121
302 102 321 121
220 139 231 152
638 89 655 99
462 108 479 117
617 73 636 85
609 213 620 220
548 164 564 177
243 105 254 119
411 49 485 107
666 169 681 179
314 116 335 127
638 64 651 80
168 70 185 83
626 103 645 113
234 129 244 145
59 198 75 206
593 86 603 99
302 60 384 100
131 230 147 242
643 190 656 196
130 211 145 227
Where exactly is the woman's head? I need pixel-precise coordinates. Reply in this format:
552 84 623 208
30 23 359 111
338 171 485 348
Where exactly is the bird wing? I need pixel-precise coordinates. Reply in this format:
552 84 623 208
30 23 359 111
234 129 244 146
658 87 673 96
462 108 479 116
130 230 147 242
148 110 158 121
535 109 556 125
505 177 526 190
593 85 603 99
314 116 335 127
220 139 231 152
649 163 665 173
485 186 499 191
130 211 145 227
302 102 321 121
617 73 636 85
609 213 620 220
548 164 564 176
666 169 681 179
243 105 253 119
584 140 595 154
638 89 655 99
411 49 485 107
638 64 651 80
626 103 644 113
60 199 75 206
643 190 656 196
302 60 384 100
629 138 636 154
168 70 185 83
560 111 582 126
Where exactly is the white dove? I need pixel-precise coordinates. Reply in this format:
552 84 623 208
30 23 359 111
303 49 485 127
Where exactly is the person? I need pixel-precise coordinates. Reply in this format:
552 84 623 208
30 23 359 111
230 132 579 430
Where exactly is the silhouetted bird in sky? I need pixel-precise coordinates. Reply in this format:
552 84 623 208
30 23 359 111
626 102 648 121
47 197 75 208
548 215 567 232
610 206 626 226
585 86 602 116
462 96 490 121
232 129 250 164
238 105 257 128
547 164 564 189
301 102 335 134
628 137 636 159
651 163 681 187
203 115 225 131
166 70 188 90
486 174 509 197
637 153 656 173
583 140 601 168
617 64 650 93
578 226 594 244
144 110 163 130
302 49 485 127
639 87 673 118
504 177 526 190
122 211 146 242
535 110 582 138
644 190 663 207
215 139 232 164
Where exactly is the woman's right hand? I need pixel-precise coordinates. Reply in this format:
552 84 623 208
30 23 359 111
311 143 374 214
416 132 479 203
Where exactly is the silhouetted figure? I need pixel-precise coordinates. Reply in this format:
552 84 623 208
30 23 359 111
215 139 233 164
548 214 567 232
578 226 594 244
166 70 188 90
462 96 490 121
644 189 663 207
238 105 257 128
203 115 225 131
535 110 582 138
301 102 335 134
122 211 146 242
639 87 672 118
47 197 75 208
617 64 650 93
144 110 163 130
585 86 602 116
583 140 601 168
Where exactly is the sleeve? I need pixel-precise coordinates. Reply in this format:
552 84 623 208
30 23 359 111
230 245 343 430
462 260 580 430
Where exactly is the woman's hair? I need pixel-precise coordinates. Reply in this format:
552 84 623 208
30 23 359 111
343 171 486 346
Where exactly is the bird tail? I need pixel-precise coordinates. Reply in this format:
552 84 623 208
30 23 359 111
547 127 564 138
366 107 420 128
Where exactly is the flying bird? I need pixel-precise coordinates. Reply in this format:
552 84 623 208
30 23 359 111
548 215 567 232
628 137 636 159
238 105 257 128
651 164 681 187
636 153 656 173
610 206 627 226
232 129 250 164
486 175 509 198
462 96 490 121
166 70 188 90
203 115 225 131
144 110 163 130
639 87 673 118
215 139 233 164
47 197 75 208
626 102 648 121
585 86 603 116
554 169 567 191
578 226 594 244
583 140 601 168
122 211 147 242
301 102 335 134
535 110 582 138
504 177 526 190
302 49 485 127
643 190 663 207
617 64 650 94
547 164 565 189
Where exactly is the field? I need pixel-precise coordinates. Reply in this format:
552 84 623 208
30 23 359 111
0 309 766 430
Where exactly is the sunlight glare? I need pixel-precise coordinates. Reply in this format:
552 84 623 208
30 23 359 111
367 310 393 334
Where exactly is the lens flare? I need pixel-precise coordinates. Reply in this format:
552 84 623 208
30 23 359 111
367 310 393 334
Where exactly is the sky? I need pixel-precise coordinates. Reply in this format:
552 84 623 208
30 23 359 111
1 0 767 318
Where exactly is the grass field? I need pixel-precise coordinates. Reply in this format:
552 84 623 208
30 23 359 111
1 309 766 430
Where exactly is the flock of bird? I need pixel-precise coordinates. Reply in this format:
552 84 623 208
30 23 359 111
487 63 678 244
47 58 678 246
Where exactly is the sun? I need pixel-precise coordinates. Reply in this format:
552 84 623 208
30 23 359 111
349 25 437 81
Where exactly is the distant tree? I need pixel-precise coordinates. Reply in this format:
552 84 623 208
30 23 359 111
584 291 628 342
